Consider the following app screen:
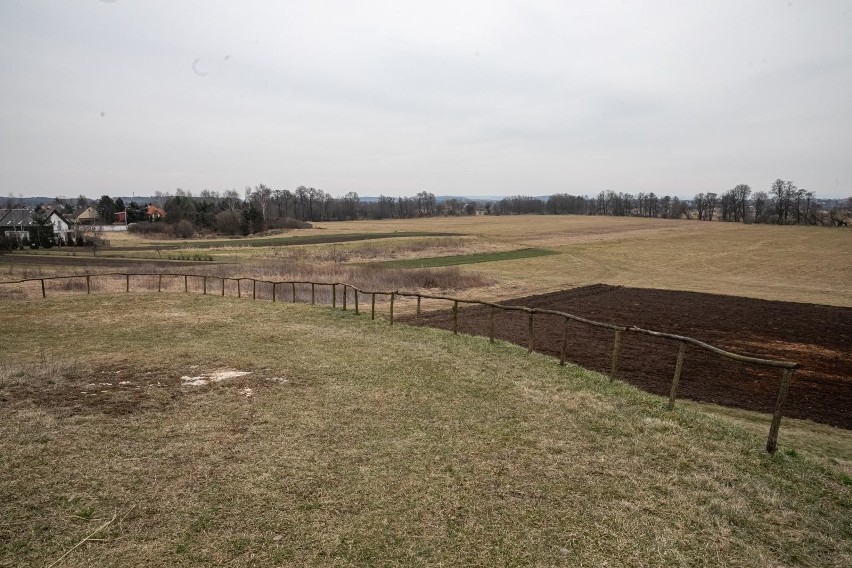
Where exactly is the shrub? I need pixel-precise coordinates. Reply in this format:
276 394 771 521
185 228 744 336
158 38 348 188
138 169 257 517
173 220 196 239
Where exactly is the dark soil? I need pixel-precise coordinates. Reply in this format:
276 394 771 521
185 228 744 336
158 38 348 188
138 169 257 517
404 285 852 429
1 254 204 268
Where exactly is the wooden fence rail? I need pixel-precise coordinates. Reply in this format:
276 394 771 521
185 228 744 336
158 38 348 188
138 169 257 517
0 272 799 454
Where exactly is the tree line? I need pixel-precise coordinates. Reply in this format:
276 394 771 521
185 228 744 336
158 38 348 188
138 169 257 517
9 179 849 240
106 180 852 235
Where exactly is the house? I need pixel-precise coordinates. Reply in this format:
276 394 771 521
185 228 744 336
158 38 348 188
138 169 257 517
75 206 99 225
47 210 73 238
0 208 34 238
146 205 166 221
0 208 74 241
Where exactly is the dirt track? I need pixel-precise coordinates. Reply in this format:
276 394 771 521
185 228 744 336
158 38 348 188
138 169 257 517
404 285 852 429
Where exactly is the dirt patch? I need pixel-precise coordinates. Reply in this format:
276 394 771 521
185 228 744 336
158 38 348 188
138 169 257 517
404 285 852 429
1 366 292 418
0 368 177 417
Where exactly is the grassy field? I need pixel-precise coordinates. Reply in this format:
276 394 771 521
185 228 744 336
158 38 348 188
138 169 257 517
6 215 847 306
1 294 850 566
302 216 852 306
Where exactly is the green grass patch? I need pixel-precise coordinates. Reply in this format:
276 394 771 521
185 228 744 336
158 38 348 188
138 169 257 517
1 294 850 566
371 247 558 268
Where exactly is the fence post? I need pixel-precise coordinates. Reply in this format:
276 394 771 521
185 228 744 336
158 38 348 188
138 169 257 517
86 275 91 295
559 317 570 365
489 306 495 343
452 300 459 334
221 278 225 296
416 295 421 319
766 369 795 454
252 279 256 300
292 282 296 303
311 283 315 305
668 342 686 410
332 284 337 308
158 274 162 293
272 282 276 302
41 278 46 298
610 330 623 381
343 285 347 311
184 275 188 293
390 292 395 325
125 274 129 293
355 290 359 315
238 279 242 298
527 311 534 353
371 293 376 320
203 276 206 295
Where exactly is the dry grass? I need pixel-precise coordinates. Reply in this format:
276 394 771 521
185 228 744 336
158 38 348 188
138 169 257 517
5 216 849 305
307 217 852 306
1 294 850 567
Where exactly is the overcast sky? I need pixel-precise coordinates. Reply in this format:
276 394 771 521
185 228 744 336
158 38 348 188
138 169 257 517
1 1 850 199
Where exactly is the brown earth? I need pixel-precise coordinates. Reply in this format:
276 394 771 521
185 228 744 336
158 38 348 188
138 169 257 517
404 285 852 429
0 253 205 268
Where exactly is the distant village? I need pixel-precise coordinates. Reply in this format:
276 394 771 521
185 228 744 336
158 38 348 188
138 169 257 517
0 197 166 250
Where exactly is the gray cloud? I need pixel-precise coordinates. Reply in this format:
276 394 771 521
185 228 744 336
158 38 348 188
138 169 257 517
1 0 850 198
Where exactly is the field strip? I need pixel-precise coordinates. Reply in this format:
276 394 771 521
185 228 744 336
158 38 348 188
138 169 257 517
367 248 559 268
64 231 464 252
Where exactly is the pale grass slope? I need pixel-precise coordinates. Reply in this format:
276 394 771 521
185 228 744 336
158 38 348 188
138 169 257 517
1 294 849 567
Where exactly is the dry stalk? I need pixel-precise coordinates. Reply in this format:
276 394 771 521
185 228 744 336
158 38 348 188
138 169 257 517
46 511 118 568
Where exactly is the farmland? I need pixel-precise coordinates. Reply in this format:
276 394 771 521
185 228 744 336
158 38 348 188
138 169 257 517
2 215 851 566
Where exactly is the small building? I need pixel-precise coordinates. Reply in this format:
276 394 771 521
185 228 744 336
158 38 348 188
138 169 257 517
114 211 126 224
146 205 166 221
75 207 99 225
47 210 73 238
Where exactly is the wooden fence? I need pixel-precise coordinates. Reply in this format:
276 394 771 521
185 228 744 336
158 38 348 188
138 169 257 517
1 272 799 454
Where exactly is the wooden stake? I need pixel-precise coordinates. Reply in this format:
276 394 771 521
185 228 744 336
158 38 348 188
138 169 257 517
355 290 359 314
41 278 46 298
371 293 376 320
292 282 296 303
489 305 495 343
527 312 534 353
668 342 686 410
252 279 256 300
86 275 91 295
221 277 225 296
610 330 623 381
125 274 129 293
559 318 570 365
237 279 241 298
416 295 421 319
766 369 795 454
158 274 162 292
332 284 337 308
202 276 206 295
343 285 347 310
184 274 188 292
390 293 395 325
452 300 459 334
311 283 315 305
272 282 276 302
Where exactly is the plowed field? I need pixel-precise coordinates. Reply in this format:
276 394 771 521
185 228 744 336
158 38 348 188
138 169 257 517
405 285 852 428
